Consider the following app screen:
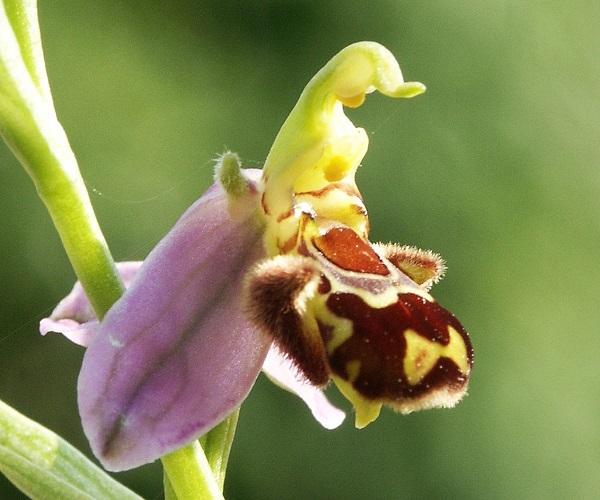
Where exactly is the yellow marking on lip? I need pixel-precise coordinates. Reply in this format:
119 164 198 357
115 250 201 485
345 360 361 382
404 326 469 386
319 310 354 355
332 373 382 429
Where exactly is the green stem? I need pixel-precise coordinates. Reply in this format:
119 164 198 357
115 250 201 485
162 443 224 500
199 409 240 490
3 0 53 105
163 468 177 500
0 0 124 319
164 410 240 498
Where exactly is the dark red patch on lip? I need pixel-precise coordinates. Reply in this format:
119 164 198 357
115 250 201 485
318 274 332 294
261 192 270 216
325 292 472 402
296 182 363 201
313 227 389 276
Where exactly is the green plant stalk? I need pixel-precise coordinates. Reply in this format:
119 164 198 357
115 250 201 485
0 0 123 319
162 442 224 500
199 409 240 490
163 468 178 500
3 0 52 105
1 2 229 498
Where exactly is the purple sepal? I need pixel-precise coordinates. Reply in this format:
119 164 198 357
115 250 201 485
40 262 142 346
78 170 270 471
41 264 346 430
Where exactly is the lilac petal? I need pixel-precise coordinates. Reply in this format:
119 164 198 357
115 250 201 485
40 262 143 347
40 317 96 347
262 348 345 430
78 169 270 471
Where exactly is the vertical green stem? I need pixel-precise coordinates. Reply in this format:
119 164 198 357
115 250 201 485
163 468 178 500
0 0 124 319
3 0 53 105
199 409 240 490
162 442 224 500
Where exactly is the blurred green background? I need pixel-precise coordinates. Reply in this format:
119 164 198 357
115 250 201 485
2 1 599 498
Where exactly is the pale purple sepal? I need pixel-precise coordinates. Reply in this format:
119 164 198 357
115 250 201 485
41 258 345 437
262 348 345 429
40 262 142 347
78 170 271 471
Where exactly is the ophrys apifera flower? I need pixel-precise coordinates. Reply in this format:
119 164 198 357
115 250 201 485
43 41 472 471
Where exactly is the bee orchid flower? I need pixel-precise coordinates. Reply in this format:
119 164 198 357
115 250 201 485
41 41 472 472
